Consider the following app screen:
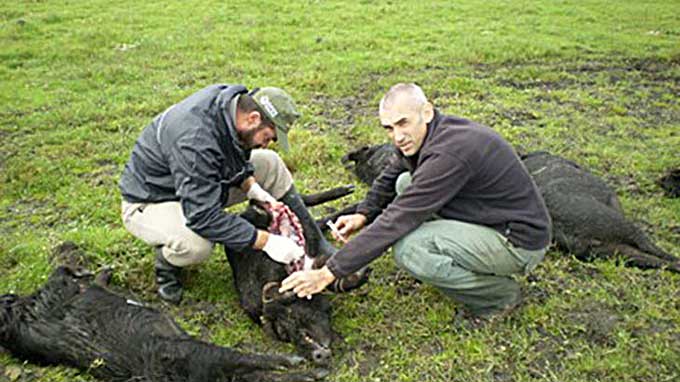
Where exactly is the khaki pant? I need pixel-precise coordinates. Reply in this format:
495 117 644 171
121 149 293 267
392 172 546 316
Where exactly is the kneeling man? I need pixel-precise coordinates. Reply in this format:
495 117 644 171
119 84 336 304
282 83 551 319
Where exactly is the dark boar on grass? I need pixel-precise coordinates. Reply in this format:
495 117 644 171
0 266 327 382
521 151 679 272
227 202 370 366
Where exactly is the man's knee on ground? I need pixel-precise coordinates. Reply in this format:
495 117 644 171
163 236 214 267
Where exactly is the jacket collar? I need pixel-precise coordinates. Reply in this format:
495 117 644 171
215 86 249 155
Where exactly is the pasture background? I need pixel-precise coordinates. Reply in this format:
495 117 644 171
1 0 679 381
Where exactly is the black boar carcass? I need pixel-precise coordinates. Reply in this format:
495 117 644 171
341 143 398 185
521 151 679 272
227 203 370 366
316 144 399 227
0 266 327 382
339 144 680 273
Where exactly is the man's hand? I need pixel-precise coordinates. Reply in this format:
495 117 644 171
261 233 305 264
332 214 367 242
280 266 336 298
243 177 282 207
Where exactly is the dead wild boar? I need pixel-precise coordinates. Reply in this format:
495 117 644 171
341 143 398 185
227 203 370 366
521 151 680 272
0 266 327 382
339 144 679 273
315 144 399 228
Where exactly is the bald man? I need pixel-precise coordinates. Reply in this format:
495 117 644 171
281 83 552 320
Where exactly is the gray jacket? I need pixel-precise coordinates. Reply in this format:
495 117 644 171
119 84 258 250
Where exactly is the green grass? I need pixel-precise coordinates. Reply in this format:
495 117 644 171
1 0 679 381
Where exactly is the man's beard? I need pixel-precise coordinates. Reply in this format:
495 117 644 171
237 123 269 149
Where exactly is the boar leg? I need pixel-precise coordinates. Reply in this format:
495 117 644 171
595 244 680 273
301 185 355 207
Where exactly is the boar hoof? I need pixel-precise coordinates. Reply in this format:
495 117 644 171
328 266 371 293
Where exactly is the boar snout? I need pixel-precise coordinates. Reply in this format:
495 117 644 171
311 345 331 365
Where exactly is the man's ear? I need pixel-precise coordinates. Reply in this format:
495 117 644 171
246 110 263 126
422 102 434 124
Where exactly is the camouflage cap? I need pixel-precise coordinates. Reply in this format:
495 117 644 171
252 87 300 151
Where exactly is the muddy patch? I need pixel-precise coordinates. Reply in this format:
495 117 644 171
344 341 386 378
489 107 543 127
309 72 389 143
565 302 620 346
496 58 678 128
79 159 119 187
314 95 372 127
524 325 569 378
631 318 678 339
391 269 422 296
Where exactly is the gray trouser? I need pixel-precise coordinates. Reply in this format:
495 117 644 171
392 173 546 316
121 149 293 267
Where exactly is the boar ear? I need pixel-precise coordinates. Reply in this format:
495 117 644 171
261 282 297 305
261 282 280 304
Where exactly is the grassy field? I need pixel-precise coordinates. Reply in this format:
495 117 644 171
1 0 679 381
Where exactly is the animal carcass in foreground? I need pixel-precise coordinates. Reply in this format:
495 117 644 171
226 203 370 366
0 266 327 382
339 144 679 273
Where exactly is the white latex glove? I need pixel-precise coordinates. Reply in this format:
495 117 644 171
246 182 277 204
262 234 305 264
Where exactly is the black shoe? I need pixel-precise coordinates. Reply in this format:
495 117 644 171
154 248 183 304
280 185 337 258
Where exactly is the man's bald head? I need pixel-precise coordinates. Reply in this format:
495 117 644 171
378 83 434 157
379 83 429 115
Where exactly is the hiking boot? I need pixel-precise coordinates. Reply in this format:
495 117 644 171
280 185 337 258
154 247 183 304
